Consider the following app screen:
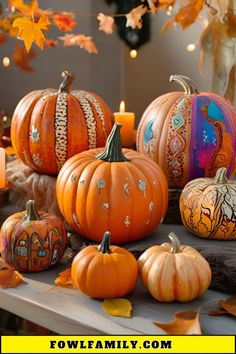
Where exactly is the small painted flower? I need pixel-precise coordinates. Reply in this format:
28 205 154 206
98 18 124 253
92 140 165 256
30 125 40 143
32 153 41 166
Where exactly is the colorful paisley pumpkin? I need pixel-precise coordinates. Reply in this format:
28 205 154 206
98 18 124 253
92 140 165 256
180 167 236 240
71 231 138 298
137 74 236 188
56 123 168 244
11 70 114 175
138 232 212 302
0 200 68 272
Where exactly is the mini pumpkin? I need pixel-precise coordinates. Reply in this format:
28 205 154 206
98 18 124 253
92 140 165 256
138 232 211 302
56 123 168 244
137 74 236 188
11 70 114 175
180 167 236 240
0 200 68 272
71 231 138 298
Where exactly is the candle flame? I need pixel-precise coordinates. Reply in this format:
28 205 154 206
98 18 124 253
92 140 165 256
119 100 125 113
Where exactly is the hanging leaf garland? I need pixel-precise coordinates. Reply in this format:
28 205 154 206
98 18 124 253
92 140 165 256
12 43 36 71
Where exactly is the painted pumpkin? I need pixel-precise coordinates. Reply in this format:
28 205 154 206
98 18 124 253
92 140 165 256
138 232 212 302
11 70 114 175
71 231 138 298
0 200 68 272
180 167 236 240
137 74 236 188
56 123 168 244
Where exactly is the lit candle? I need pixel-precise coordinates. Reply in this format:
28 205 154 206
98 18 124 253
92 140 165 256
0 147 6 189
114 101 135 147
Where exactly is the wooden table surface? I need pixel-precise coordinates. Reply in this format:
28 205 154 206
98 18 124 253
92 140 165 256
0 223 235 335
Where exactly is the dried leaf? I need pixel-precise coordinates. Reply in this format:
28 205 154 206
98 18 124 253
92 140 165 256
154 310 202 334
45 38 58 48
219 296 236 317
55 268 73 288
146 0 159 13
0 32 7 44
59 33 98 54
0 258 26 288
102 298 132 318
126 5 147 30
158 0 176 9
161 17 176 33
175 0 204 29
97 13 114 35
53 14 77 32
12 16 51 52
209 309 228 316
12 43 36 72
9 0 39 15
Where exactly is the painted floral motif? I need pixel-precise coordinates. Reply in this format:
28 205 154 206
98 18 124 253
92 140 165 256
124 216 131 227
32 153 41 166
30 125 40 143
138 180 146 195
124 179 130 195
97 179 105 190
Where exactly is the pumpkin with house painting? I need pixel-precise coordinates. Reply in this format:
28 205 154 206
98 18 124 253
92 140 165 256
11 70 114 175
136 74 236 188
0 200 68 272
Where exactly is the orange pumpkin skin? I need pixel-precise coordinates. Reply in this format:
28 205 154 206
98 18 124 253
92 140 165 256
180 167 236 240
138 233 211 302
137 74 236 188
0 200 68 272
56 124 168 244
11 71 113 175
71 231 138 298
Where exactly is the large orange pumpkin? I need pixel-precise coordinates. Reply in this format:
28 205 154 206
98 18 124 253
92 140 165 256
71 231 138 298
11 70 114 175
137 74 236 188
56 123 168 244
0 200 68 272
180 167 236 240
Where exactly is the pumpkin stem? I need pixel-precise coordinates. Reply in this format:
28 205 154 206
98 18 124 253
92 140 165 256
215 167 228 184
98 231 112 254
169 74 199 95
58 70 75 93
24 200 40 221
96 123 130 162
169 232 181 253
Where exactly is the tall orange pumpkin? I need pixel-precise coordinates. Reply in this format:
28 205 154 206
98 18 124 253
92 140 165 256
0 200 68 272
11 71 114 175
137 74 236 188
56 123 168 244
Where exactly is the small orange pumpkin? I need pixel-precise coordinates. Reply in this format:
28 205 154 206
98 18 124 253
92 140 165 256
138 232 211 302
56 123 168 244
137 74 236 188
11 70 114 175
71 231 138 298
0 200 68 272
180 167 236 240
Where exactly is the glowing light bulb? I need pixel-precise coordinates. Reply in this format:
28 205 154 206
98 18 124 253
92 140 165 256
2 116 7 122
2 57 10 67
186 43 196 52
166 5 173 16
130 49 137 59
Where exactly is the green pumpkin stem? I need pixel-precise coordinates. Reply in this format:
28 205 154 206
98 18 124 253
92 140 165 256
24 200 40 221
96 123 130 162
98 231 112 254
169 232 181 253
58 70 75 93
215 167 228 184
169 74 199 95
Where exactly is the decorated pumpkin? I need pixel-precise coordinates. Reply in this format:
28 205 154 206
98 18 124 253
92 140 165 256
56 123 168 244
180 167 236 240
71 231 138 298
11 70 114 175
138 232 211 302
0 200 68 272
137 74 236 188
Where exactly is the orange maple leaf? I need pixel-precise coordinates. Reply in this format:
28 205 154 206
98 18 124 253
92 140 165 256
9 0 39 15
12 15 51 52
126 5 147 30
175 0 205 29
59 33 98 54
0 258 26 288
53 14 77 32
55 268 73 287
97 13 114 35
12 43 36 72
0 32 7 44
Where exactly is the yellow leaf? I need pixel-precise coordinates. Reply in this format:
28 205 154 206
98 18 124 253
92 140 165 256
102 298 132 318
9 0 39 15
12 16 51 52
154 310 202 334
